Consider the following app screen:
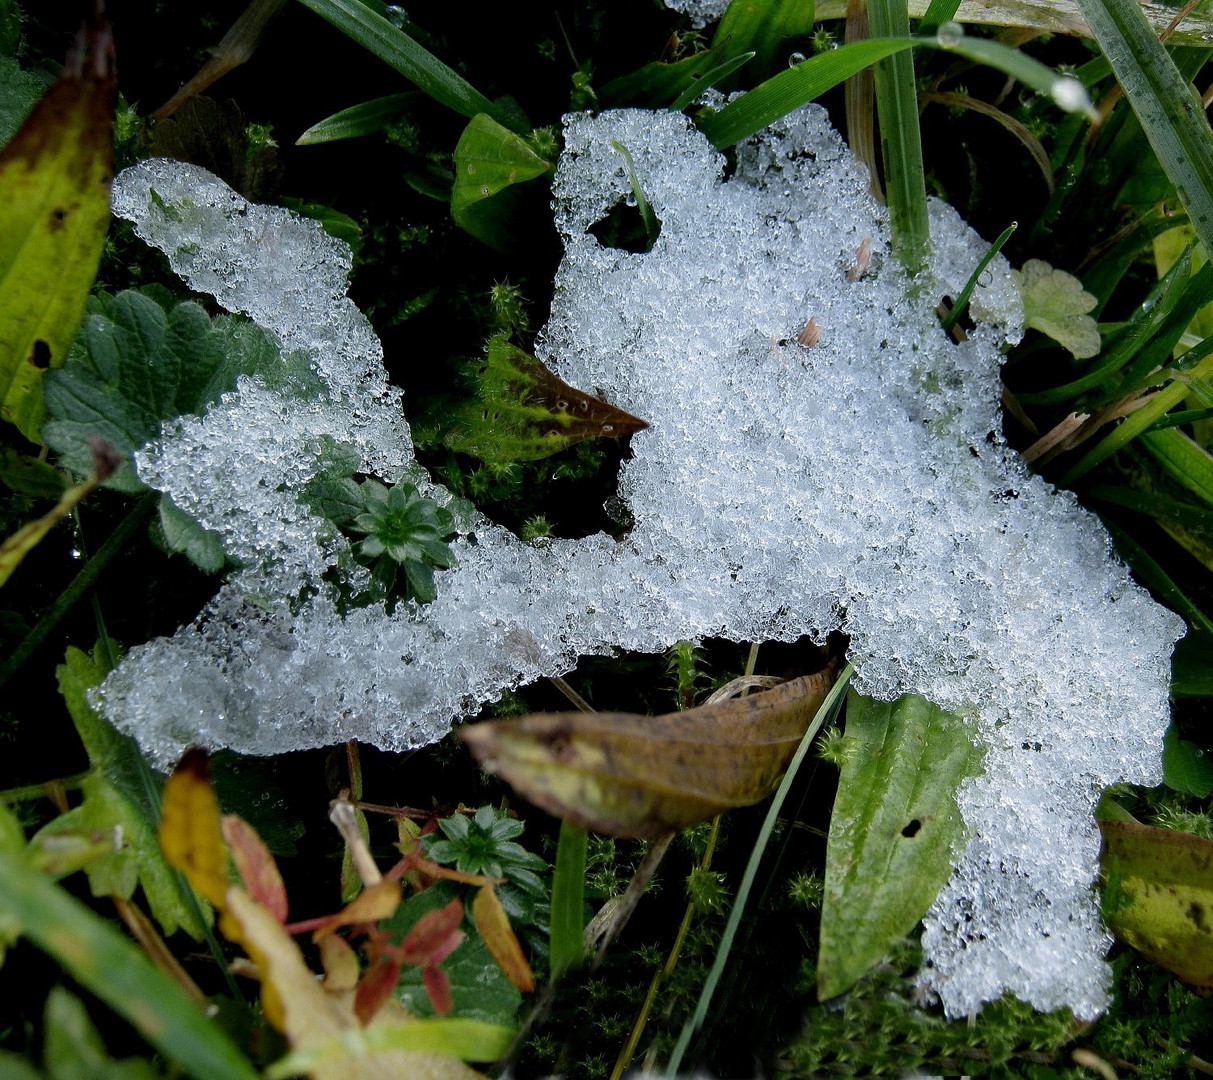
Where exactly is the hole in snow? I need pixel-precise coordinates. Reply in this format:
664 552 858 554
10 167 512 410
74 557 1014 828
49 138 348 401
589 198 660 253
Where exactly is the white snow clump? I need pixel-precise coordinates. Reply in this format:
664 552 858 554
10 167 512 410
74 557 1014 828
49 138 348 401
96 106 1183 1020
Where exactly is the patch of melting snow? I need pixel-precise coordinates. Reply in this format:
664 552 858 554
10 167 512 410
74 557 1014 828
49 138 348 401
98 106 1182 1019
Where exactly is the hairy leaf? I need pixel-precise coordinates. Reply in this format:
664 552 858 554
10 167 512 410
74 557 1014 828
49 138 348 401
818 691 983 1000
462 665 838 838
1162 722 1213 797
1100 817 1213 987
0 19 114 441
42 289 280 493
445 336 648 463
1013 259 1100 359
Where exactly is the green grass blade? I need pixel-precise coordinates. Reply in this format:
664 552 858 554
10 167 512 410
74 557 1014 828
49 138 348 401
265 1018 514 1078
697 32 1093 151
549 820 588 980
668 52 756 111
941 221 1017 331
664 663 854 1079
1060 349 1213 483
919 0 962 32
0 842 259 1080
1072 0 1213 262
292 0 525 132
296 92 416 144
869 0 930 276
1105 521 1213 636
1139 427 1213 509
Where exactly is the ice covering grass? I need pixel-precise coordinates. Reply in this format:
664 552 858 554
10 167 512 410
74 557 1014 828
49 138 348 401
98 106 1183 1018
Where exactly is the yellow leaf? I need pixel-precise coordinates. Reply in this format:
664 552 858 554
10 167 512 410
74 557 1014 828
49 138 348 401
312 880 403 940
1100 817 1213 987
227 891 494 1080
461 664 838 838
471 885 533 993
158 748 230 909
318 934 361 992
0 18 115 441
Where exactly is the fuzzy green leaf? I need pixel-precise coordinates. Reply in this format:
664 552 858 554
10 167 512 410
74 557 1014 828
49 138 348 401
42 289 279 492
1014 258 1100 359
445 336 648 463
156 496 226 574
51 645 207 940
818 691 983 1000
0 56 45 148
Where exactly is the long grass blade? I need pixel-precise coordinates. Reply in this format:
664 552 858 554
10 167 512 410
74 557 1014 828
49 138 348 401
549 820 588 980
1072 0 1213 261
664 662 854 1078
0 843 259 1080
697 31 1093 151
942 224 1017 331
292 0 525 132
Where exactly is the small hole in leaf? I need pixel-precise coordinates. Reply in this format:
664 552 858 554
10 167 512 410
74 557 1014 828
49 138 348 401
589 199 659 254
901 819 922 838
30 340 51 368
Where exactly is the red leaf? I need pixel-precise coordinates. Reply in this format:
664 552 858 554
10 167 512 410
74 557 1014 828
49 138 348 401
222 815 288 923
423 965 453 1016
354 954 402 1025
400 897 463 966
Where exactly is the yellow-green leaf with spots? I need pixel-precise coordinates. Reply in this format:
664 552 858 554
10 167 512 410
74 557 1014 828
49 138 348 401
0 18 115 441
1100 815 1213 988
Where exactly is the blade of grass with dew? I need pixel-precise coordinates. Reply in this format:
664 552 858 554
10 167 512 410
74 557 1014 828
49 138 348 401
695 32 1094 151
668 52 756 112
292 0 525 132
1139 427 1213 509
609 140 659 249
1072 0 1213 261
296 92 416 144
549 820 588 980
1150 407 1213 431
919 0 962 32
1105 520 1213 635
941 222 1017 332
813 0 1213 45
1060 348 1213 483
664 663 854 1079
1086 484 1213 533
869 0 930 276
0 834 259 1080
